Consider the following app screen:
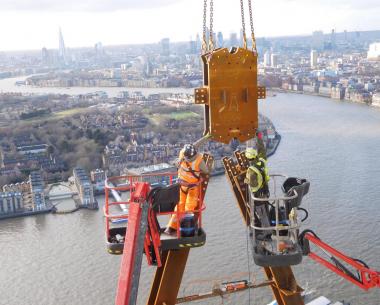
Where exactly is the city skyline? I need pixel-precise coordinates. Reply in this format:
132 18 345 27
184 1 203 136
0 0 380 51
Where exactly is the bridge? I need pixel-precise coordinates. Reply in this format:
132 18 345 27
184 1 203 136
46 183 78 200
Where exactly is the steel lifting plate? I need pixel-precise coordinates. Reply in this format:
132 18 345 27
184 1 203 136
195 47 265 144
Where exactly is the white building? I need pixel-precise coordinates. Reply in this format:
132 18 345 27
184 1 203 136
367 43 380 60
73 167 95 207
0 192 23 214
310 50 318 68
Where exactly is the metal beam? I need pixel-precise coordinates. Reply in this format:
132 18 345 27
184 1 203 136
147 249 190 305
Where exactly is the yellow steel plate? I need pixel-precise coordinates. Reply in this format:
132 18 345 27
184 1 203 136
204 47 260 144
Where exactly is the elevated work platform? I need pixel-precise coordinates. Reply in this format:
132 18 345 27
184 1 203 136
222 150 305 305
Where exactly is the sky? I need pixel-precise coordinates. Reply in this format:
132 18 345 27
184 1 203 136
0 0 379 51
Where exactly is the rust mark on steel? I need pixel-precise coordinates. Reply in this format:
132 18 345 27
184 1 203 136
147 248 190 305
195 47 265 144
175 280 273 303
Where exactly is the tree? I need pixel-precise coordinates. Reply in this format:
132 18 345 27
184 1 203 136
86 129 93 139
48 146 55 154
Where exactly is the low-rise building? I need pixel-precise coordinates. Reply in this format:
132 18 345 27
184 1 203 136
17 144 48 155
91 169 106 193
3 182 30 193
0 192 23 214
29 171 46 211
126 163 176 185
73 167 96 208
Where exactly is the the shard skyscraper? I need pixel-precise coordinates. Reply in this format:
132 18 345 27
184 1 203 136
58 27 67 65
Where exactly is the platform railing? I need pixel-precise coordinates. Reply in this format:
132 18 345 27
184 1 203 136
104 173 206 240
250 174 300 254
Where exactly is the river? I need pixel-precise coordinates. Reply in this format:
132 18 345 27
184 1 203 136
1 90 380 304
0 76 193 97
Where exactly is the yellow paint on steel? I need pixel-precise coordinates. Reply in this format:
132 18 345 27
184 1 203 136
147 249 190 305
195 47 265 144
264 266 304 305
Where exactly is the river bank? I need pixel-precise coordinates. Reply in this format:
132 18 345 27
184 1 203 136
0 208 53 220
269 87 375 107
2 93 380 304
0 75 193 97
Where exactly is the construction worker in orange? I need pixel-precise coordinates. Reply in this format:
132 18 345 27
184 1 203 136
164 144 209 235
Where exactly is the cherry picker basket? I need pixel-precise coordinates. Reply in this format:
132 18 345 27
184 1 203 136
250 174 310 267
104 172 207 255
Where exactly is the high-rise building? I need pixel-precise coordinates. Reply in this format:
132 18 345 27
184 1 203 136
94 42 104 58
312 31 324 50
271 53 278 68
367 43 380 60
310 50 318 68
212 32 217 47
217 32 224 48
195 33 201 52
331 29 336 49
160 38 170 56
145 60 153 76
239 29 244 46
189 40 197 54
229 33 238 47
58 27 67 65
41 47 50 65
264 51 271 67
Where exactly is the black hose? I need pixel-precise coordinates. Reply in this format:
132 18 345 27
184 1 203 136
299 229 320 241
297 207 309 222
298 229 320 255
353 258 370 269
299 230 366 284
330 257 361 282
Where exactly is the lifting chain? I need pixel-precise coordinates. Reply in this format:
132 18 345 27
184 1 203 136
240 0 248 49
202 0 214 54
209 0 214 51
248 0 257 51
202 0 208 53
202 0 256 52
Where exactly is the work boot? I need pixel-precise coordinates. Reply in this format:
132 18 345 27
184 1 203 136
163 227 177 236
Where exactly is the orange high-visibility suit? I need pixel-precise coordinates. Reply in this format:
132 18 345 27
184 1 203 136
167 150 209 230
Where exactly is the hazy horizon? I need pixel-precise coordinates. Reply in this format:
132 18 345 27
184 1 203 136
1 0 380 51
